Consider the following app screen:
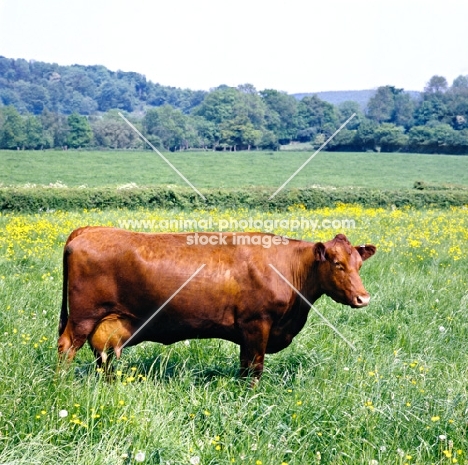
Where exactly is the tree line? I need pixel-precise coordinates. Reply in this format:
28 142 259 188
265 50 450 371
1 56 468 154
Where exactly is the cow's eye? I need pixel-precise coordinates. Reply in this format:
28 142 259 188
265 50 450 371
333 261 344 270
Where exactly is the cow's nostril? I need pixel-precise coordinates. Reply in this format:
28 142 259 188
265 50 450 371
356 295 370 306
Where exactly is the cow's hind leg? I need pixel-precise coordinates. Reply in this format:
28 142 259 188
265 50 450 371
57 319 94 366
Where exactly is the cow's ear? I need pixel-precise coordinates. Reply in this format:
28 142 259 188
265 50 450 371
356 245 376 261
315 242 326 262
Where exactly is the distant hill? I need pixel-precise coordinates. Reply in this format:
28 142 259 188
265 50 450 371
0 55 423 116
293 89 421 109
0 56 207 115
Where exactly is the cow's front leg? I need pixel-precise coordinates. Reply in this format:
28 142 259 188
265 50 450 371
239 319 271 379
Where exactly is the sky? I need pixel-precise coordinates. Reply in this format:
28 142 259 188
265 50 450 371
0 0 467 94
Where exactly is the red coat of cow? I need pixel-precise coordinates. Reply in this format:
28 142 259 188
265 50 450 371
58 227 376 378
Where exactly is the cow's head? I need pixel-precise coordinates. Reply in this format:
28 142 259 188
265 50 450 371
314 234 376 308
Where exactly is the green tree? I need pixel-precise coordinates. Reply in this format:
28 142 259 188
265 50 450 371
91 111 141 149
191 116 219 149
192 85 267 149
366 86 413 127
327 129 357 151
194 85 266 127
373 123 408 152
452 75 468 90
413 76 451 127
393 92 414 128
24 115 45 149
143 105 191 151
15 81 50 114
0 88 21 107
354 119 378 151
296 95 338 141
62 67 96 98
447 76 468 129
407 124 457 153
0 106 25 149
219 115 262 150
47 80 67 113
12 58 31 81
453 129 468 154
193 86 241 124
236 84 266 129
260 89 298 143
41 109 69 147
424 75 448 94
258 129 279 150
413 97 448 126
66 113 92 148
366 86 395 123
337 101 363 129
96 81 135 112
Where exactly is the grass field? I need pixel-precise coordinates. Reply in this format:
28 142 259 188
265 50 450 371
1 206 468 464
1 150 468 190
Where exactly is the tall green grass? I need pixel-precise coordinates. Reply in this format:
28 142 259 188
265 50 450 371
0 207 467 464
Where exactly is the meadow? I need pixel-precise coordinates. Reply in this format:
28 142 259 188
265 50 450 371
1 150 468 190
1 205 468 464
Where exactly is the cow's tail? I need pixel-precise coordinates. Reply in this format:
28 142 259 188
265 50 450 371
59 244 71 336
58 227 91 336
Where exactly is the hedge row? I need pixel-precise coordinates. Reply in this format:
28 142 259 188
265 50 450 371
1 186 468 212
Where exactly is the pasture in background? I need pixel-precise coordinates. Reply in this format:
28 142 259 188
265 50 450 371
1 150 468 189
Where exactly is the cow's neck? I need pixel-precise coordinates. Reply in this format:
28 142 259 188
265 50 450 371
270 244 324 344
291 243 324 305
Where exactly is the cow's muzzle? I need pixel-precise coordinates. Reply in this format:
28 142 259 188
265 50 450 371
351 294 371 308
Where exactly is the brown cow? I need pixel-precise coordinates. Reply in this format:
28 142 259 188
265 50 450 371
58 227 376 378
